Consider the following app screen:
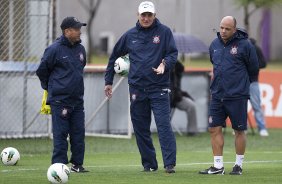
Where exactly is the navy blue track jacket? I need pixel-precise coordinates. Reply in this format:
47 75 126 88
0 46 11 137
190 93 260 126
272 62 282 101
36 35 86 106
209 29 259 100
105 18 178 88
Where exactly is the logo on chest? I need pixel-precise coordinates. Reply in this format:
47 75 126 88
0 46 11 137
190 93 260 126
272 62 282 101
131 94 137 101
79 52 84 62
230 45 238 55
152 35 160 44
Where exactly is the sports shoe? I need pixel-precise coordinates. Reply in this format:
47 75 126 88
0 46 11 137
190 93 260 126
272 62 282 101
199 166 225 175
165 165 175 173
71 165 89 173
259 129 269 137
143 167 158 172
229 165 242 175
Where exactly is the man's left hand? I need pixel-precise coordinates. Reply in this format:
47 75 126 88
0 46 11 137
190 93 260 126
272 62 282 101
152 59 166 75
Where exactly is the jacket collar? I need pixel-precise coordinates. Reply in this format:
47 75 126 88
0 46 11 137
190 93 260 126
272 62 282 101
217 28 249 45
59 35 81 47
136 18 160 30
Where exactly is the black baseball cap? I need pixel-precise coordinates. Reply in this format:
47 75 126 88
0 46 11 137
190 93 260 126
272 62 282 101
60 17 87 30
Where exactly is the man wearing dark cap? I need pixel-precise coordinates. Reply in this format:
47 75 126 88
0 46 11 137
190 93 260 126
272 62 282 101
36 16 88 173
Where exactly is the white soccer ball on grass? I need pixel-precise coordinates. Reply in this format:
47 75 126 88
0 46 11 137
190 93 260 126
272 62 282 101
114 55 130 77
47 163 70 184
0 147 20 166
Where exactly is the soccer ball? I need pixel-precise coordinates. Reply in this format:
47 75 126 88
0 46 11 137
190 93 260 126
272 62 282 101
47 163 70 184
0 147 20 166
114 55 130 76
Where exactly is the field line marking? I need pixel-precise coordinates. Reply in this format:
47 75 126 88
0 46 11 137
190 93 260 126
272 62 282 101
1 168 39 173
87 160 282 168
2 160 282 173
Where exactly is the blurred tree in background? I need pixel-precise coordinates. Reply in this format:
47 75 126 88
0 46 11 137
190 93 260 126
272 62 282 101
78 0 101 63
235 0 282 33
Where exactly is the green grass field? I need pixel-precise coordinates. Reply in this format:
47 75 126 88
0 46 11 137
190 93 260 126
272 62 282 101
1 128 282 184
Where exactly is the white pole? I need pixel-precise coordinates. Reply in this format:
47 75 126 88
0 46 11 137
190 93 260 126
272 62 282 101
47 115 53 139
85 77 125 128
127 88 132 138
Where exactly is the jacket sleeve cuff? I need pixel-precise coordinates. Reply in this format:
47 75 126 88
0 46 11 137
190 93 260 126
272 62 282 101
41 83 48 90
105 81 113 86
249 76 256 83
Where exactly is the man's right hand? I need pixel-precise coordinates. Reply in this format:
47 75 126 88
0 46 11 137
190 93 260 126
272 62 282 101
104 85 113 98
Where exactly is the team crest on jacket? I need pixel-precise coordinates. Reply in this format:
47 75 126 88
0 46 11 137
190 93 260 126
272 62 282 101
79 53 84 62
62 108 68 117
153 35 160 44
230 45 238 55
131 94 137 101
208 116 213 124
